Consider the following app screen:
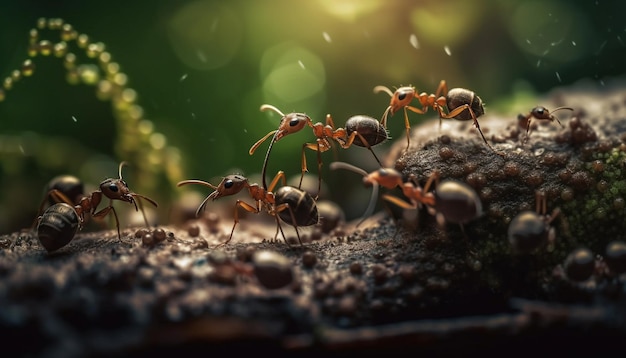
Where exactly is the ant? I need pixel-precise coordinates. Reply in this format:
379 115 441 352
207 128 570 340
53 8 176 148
508 190 561 254
34 161 158 248
249 104 387 198
329 162 437 226
330 162 483 235
517 106 574 143
373 80 494 152
176 170 318 247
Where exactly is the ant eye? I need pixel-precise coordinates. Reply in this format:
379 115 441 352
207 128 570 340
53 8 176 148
108 183 118 192
289 118 300 127
224 179 234 188
378 169 389 176
397 92 407 101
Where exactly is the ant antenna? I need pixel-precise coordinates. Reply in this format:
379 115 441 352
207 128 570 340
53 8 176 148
329 161 379 226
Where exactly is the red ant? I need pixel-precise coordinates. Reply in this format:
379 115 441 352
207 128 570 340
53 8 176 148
374 80 494 152
249 104 387 198
330 162 482 235
177 170 318 247
517 106 574 143
34 161 158 243
329 162 437 226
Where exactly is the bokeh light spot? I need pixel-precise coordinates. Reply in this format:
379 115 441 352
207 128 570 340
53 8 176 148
260 43 326 103
168 1 243 70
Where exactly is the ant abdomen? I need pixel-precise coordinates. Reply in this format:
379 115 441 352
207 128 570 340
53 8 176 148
507 211 549 254
345 115 388 148
446 88 485 121
37 202 80 252
434 180 483 225
274 186 319 227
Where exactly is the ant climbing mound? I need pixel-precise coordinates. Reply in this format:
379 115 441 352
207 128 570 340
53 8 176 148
329 162 438 226
330 162 483 236
374 80 496 153
177 170 318 247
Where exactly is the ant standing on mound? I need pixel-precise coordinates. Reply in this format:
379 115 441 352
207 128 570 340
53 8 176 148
177 170 318 247
374 80 496 153
34 162 159 252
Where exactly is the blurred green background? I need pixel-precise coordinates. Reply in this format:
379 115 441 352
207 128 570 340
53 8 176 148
1 0 625 234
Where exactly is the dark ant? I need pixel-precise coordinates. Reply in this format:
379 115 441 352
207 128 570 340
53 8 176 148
37 202 80 252
517 106 574 142
330 162 482 235
249 104 387 198
508 190 560 254
176 170 318 247
34 161 158 250
374 80 494 152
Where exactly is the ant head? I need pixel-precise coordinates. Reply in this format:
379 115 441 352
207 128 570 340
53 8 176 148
275 112 310 141
99 177 133 203
530 106 551 120
389 86 416 115
365 168 403 189
210 174 249 200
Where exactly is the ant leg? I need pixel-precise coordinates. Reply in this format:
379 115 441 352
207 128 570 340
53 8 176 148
445 104 499 154
266 170 286 193
343 131 383 167
93 204 121 240
434 80 449 98
215 199 259 248
402 108 411 150
275 203 303 246
315 143 323 199
402 105 428 150
299 143 310 190
381 194 416 237
300 143 323 198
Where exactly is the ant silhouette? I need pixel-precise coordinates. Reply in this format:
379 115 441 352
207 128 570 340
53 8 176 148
177 170 318 247
508 190 561 254
249 104 387 198
374 80 495 153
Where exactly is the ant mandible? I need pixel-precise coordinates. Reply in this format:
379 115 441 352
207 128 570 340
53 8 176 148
249 104 385 198
35 161 159 241
373 80 494 152
177 170 318 247
518 106 574 143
